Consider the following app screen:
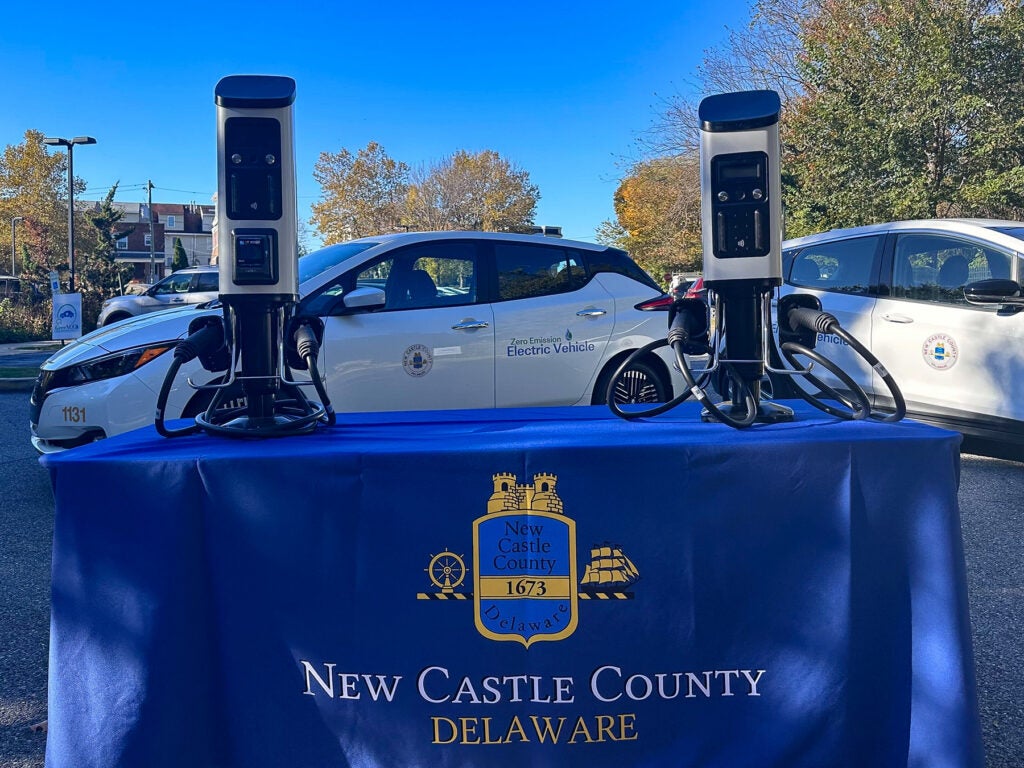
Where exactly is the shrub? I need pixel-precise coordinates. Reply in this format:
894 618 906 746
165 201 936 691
0 298 53 343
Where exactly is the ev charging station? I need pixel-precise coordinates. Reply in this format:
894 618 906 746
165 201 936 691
608 89 905 428
212 75 301 433
154 74 333 439
697 89 791 424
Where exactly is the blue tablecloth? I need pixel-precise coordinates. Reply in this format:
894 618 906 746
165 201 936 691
42 402 983 767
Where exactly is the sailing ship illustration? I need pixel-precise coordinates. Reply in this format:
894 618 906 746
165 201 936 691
579 543 640 594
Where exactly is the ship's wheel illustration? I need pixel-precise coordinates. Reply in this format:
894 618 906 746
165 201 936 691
427 551 467 593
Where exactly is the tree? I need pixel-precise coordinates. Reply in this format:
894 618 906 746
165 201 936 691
310 141 410 242
403 150 539 232
598 156 702 278
0 130 71 282
784 0 1024 233
75 183 135 327
171 237 189 271
640 0 1024 245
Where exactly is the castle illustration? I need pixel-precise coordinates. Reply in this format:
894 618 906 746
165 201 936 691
487 472 564 515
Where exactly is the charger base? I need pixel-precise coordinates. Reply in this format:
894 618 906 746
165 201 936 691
701 400 795 424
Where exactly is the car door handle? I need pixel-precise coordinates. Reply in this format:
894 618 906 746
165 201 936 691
881 313 914 324
451 319 489 330
576 308 607 317
171 298 185 303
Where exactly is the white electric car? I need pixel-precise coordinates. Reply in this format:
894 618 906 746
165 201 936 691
31 231 682 453
775 218 1024 454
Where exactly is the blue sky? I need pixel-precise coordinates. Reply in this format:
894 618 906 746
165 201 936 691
2 0 752 247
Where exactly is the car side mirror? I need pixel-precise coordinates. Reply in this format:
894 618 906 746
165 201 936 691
335 286 386 315
964 279 1024 310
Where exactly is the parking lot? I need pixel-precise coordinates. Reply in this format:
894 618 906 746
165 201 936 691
0 390 1021 766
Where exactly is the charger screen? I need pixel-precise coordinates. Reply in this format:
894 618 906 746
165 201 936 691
720 162 762 181
232 230 278 285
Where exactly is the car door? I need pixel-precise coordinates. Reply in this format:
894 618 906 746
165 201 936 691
146 272 195 313
781 234 885 400
490 242 615 407
315 241 495 412
871 231 1023 422
187 270 219 306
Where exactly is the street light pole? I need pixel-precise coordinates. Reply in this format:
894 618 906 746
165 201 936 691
42 136 96 292
10 216 23 276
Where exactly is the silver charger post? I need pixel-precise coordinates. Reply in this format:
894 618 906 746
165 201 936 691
698 89 793 424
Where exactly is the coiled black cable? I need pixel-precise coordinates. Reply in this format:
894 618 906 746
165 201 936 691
606 338 710 419
155 321 225 438
781 306 905 422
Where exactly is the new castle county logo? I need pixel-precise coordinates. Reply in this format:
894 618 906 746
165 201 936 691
417 472 640 647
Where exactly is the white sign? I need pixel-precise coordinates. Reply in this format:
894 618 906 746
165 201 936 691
52 293 83 340
49 271 61 296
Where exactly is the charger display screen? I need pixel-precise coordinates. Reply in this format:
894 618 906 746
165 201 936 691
719 162 762 181
232 229 278 285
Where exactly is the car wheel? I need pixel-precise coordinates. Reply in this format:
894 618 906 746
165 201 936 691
102 312 133 326
593 357 670 405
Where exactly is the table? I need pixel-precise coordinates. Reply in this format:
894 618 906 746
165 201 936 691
42 402 983 767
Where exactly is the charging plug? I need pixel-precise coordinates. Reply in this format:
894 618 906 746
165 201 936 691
177 318 227 368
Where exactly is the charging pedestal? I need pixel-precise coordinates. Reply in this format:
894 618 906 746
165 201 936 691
698 90 792 423
213 75 302 433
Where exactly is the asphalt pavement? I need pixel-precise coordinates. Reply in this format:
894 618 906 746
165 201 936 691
0 393 53 766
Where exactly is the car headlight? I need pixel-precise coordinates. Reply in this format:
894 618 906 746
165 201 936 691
46 343 175 389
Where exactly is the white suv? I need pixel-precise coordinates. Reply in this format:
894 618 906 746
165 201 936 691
97 266 219 326
776 218 1024 455
31 232 681 452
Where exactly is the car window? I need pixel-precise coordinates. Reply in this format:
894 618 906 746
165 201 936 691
584 247 660 291
891 233 1011 305
302 242 478 315
152 273 193 295
787 235 881 295
495 243 587 301
195 272 219 292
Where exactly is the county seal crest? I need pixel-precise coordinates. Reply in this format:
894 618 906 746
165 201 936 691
473 473 579 647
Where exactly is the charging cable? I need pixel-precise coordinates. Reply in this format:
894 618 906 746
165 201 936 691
779 304 905 422
155 320 226 438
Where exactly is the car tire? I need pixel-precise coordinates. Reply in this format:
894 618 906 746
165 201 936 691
102 312 133 326
592 356 670 406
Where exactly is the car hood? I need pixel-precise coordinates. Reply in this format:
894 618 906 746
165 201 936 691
43 305 215 368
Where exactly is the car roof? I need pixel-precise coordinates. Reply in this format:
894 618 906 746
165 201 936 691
782 218 1024 252
342 230 612 252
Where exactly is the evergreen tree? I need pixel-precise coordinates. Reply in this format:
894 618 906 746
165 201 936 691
171 238 189 271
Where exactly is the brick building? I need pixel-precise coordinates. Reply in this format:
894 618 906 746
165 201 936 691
83 200 215 283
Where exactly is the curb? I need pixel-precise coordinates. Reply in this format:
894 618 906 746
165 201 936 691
0 377 35 393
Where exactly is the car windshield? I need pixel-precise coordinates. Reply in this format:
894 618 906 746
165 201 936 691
299 241 379 284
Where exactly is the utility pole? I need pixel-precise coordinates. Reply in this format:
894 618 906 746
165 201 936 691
147 180 156 283
10 216 23 276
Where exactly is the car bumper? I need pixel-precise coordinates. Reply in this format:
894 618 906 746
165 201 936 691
30 373 158 454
